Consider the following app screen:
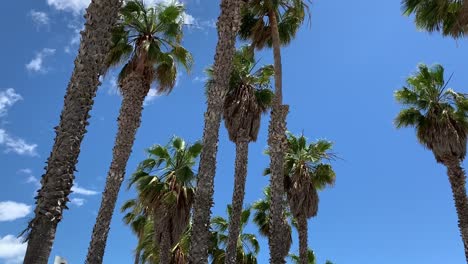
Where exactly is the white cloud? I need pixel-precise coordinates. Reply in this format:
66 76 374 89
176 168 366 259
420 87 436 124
18 168 32 175
0 201 31 222
71 183 98 196
143 88 160 105
0 89 37 156
25 48 56 73
18 169 41 189
70 198 85 207
29 10 49 27
193 75 208 83
0 89 21 117
47 0 90 14
0 235 26 264
0 129 38 156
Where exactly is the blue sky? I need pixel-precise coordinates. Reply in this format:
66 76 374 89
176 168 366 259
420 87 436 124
0 0 467 263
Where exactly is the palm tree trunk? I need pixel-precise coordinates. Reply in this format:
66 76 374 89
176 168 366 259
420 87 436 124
444 157 468 261
297 215 308 264
267 9 289 264
22 1 120 263
225 134 249 264
160 218 172 264
85 71 149 264
188 0 241 263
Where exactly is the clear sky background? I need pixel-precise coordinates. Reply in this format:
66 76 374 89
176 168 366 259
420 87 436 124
0 0 467 263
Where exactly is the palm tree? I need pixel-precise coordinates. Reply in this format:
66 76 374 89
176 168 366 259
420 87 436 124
86 2 193 262
283 133 336 264
289 249 316 264
289 250 334 264
252 187 292 259
128 136 202 264
206 45 274 264
188 0 243 261
22 0 121 262
238 2 308 262
121 199 148 264
402 0 468 38
210 205 260 264
394 64 468 261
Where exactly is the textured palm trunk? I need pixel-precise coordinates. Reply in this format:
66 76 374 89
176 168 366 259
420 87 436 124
443 157 468 262
267 9 290 264
22 1 120 263
188 0 241 263
225 134 249 264
160 218 171 264
85 71 149 264
297 215 308 264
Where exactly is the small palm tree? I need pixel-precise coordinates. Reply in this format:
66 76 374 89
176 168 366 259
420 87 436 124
402 0 466 38
129 136 202 264
207 45 274 264
86 1 192 263
282 133 336 264
394 64 468 260
239 1 309 261
289 249 316 264
252 187 292 259
121 199 149 264
210 205 260 264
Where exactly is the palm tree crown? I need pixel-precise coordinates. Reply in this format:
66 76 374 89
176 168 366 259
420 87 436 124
128 136 202 262
394 64 468 163
108 0 193 94
267 133 336 218
205 45 274 142
402 0 466 38
239 0 309 49
210 205 260 264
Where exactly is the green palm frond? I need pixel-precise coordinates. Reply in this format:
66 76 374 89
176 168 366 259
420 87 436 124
239 0 309 49
107 0 192 94
402 0 464 38
210 205 260 263
394 64 468 161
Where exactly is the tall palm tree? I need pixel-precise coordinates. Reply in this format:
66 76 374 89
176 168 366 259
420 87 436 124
402 0 468 38
210 205 260 264
86 2 193 263
128 136 202 264
188 0 243 262
394 64 468 261
283 133 336 264
121 198 148 264
238 2 308 262
206 45 274 264
252 187 292 259
22 0 121 263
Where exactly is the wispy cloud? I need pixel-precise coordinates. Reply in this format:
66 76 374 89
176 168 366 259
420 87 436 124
193 75 208 83
144 88 160 105
18 169 41 189
25 48 56 73
47 0 90 14
0 201 31 222
0 130 38 156
0 89 37 156
29 10 50 28
0 89 21 116
70 198 85 207
72 183 98 196
0 235 26 264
